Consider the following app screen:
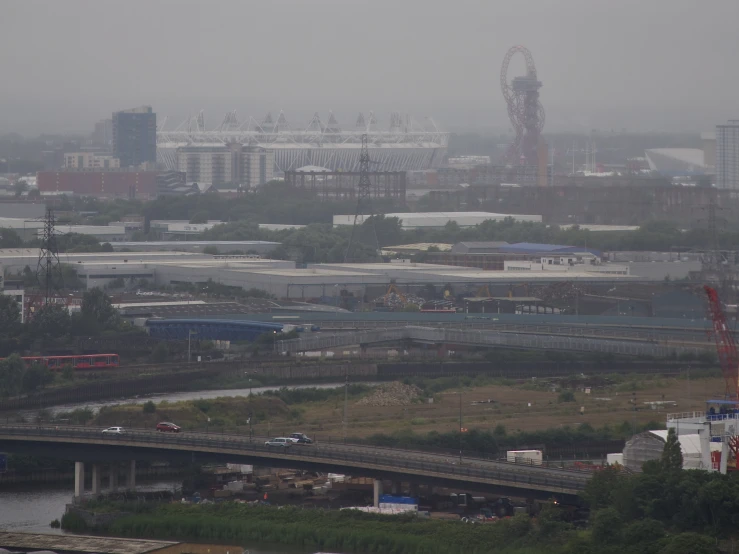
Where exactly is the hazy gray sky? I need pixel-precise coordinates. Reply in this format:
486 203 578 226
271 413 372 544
1 0 738 136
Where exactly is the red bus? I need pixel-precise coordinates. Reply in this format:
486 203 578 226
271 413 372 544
8 354 120 370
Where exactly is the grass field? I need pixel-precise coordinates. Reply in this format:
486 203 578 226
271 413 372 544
67 369 725 441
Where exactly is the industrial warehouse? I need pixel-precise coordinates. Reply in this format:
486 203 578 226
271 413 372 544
0 243 700 311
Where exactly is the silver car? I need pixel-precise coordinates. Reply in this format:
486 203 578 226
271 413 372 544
264 437 292 448
102 426 125 435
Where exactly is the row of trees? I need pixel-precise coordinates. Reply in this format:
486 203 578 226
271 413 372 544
0 354 55 397
0 287 135 357
575 429 723 553
361 420 663 457
199 217 737 264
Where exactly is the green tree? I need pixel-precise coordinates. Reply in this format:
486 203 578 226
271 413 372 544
203 245 219 255
57 233 109 253
582 464 624 510
61 363 75 381
0 354 25 397
151 343 169 363
364 215 403 247
13 180 28 197
558 390 576 403
661 428 683 471
28 304 71 339
142 400 156 414
591 507 624 544
621 518 665 546
189 211 209 224
0 294 21 334
657 532 716 554
79 288 120 332
0 228 23 248
22 363 53 393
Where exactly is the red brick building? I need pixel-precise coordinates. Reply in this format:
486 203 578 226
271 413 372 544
36 170 158 199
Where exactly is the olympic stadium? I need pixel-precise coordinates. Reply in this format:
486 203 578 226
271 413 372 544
156 111 449 173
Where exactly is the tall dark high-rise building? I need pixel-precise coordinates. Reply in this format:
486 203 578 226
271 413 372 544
112 106 156 168
717 120 739 190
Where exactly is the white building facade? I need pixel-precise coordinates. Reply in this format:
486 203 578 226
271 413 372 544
64 152 120 169
176 145 273 188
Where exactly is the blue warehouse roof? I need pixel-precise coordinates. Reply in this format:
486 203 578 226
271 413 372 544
146 318 285 342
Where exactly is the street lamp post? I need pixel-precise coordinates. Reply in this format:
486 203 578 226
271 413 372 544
248 374 253 442
343 369 348 442
187 330 197 363
459 390 463 464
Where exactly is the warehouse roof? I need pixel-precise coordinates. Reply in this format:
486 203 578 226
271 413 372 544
497 242 601 255
451 241 509 254
111 241 280 248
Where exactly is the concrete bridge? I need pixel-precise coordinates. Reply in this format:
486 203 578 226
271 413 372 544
0 425 590 502
275 325 705 356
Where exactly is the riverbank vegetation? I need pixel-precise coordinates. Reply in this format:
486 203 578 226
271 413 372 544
60 495 720 554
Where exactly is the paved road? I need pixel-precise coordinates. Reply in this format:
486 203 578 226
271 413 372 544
0 425 591 497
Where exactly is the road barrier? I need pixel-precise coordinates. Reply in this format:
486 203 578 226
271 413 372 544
0 425 590 495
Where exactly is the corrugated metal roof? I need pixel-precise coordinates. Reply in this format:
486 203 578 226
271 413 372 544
498 242 602 256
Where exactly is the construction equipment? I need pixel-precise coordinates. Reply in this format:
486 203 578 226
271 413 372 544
476 284 492 298
704 285 739 471
704 285 739 400
384 282 407 304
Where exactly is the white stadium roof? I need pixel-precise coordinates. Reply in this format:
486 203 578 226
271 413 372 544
157 110 449 172
644 148 706 173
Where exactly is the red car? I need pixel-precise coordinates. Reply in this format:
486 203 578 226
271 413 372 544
156 422 181 433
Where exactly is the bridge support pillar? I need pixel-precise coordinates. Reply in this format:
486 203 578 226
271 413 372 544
91 464 101 496
436 343 448 358
109 465 118 492
74 462 85 499
409 483 420 499
127 460 136 490
373 479 383 508
391 481 402 495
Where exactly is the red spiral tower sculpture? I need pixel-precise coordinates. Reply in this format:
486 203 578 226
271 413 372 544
501 45 545 166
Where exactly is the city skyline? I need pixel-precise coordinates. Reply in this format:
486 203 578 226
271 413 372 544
2 0 739 136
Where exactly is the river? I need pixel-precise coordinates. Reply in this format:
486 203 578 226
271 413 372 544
5 384 360 552
23 381 377 418
0 481 324 553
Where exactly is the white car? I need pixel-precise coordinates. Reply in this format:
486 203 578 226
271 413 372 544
102 426 125 435
264 437 292 448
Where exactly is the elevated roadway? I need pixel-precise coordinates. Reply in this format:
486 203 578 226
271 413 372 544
275 325 706 356
0 425 589 500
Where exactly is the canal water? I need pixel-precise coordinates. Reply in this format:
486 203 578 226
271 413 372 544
0 481 322 553
0 480 180 534
22 381 377 418
5 383 363 552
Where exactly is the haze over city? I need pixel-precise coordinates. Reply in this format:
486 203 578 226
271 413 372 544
4 2 739 553
2 0 739 135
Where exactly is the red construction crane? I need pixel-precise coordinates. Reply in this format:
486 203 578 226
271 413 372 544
704 285 739 400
